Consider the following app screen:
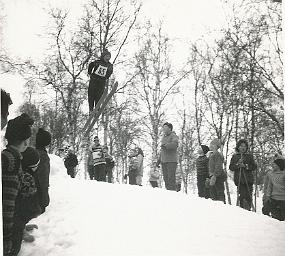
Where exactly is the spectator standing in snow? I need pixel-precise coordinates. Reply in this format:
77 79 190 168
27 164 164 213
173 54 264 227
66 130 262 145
157 122 179 191
149 161 160 188
103 145 115 183
176 167 182 192
90 136 106 181
208 138 226 203
229 139 257 210
1 89 13 129
64 150 79 178
35 128 51 213
196 145 210 199
128 148 139 185
11 147 41 255
87 50 113 112
135 147 144 186
2 113 34 256
263 155 285 221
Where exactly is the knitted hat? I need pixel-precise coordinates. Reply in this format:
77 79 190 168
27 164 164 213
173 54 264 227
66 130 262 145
5 113 34 142
163 122 173 131
274 154 285 171
201 145 210 155
36 128 51 148
21 147 40 170
101 49 111 59
210 138 221 149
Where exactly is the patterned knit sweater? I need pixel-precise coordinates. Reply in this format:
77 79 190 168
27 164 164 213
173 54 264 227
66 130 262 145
1 146 23 252
266 170 285 201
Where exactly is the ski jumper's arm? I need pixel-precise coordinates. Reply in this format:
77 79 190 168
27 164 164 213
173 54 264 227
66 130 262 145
105 63 113 79
246 154 257 171
88 62 95 75
265 174 273 199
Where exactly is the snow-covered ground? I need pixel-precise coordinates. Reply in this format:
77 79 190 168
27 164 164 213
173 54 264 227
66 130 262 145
19 154 285 256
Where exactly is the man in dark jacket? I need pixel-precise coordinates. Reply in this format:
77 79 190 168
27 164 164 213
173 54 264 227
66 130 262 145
87 49 113 112
229 139 257 210
64 150 79 178
35 128 52 213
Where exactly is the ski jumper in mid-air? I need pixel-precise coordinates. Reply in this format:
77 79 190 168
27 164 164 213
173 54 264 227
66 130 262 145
87 50 113 112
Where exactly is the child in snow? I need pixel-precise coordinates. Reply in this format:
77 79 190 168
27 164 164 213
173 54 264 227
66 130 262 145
11 147 42 255
208 138 226 203
87 49 113 112
128 148 139 185
2 113 34 256
1 88 13 129
149 161 160 188
35 128 51 213
229 139 257 210
103 145 115 183
64 149 79 178
263 155 285 221
196 145 210 198
176 168 182 192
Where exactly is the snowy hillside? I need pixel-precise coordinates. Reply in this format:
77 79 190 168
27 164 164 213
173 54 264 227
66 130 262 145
19 154 285 256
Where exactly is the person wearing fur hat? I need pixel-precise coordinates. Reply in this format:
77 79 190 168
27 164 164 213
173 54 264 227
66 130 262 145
1 113 34 256
10 147 41 255
208 138 226 203
87 49 113 112
1 89 13 129
263 155 285 221
196 145 210 198
157 122 179 191
229 139 257 210
35 128 52 213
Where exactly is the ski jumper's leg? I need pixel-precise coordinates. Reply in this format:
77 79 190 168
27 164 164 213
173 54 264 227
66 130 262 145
88 79 97 112
94 80 106 106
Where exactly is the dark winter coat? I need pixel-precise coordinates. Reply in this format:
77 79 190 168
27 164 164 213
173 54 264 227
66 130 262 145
1 146 22 254
196 155 209 177
105 153 115 169
35 147 50 211
88 59 113 82
229 153 257 186
14 167 42 223
64 153 79 170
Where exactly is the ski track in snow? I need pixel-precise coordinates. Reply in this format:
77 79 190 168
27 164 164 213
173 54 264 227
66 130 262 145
18 155 285 256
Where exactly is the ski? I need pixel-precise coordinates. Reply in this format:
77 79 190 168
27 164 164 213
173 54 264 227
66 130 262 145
84 81 118 137
81 85 109 136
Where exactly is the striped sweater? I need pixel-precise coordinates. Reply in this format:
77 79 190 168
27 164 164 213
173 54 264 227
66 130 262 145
91 145 106 166
2 146 23 253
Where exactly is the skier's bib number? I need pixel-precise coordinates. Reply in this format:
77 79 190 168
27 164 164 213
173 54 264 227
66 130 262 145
94 65 108 77
92 151 102 159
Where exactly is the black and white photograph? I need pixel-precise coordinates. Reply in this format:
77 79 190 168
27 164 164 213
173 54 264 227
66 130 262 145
1 0 284 255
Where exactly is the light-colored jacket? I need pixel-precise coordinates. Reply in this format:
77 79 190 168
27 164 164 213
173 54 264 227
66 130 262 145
266 170 285 201
208 151 224 177
159 131 179 163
